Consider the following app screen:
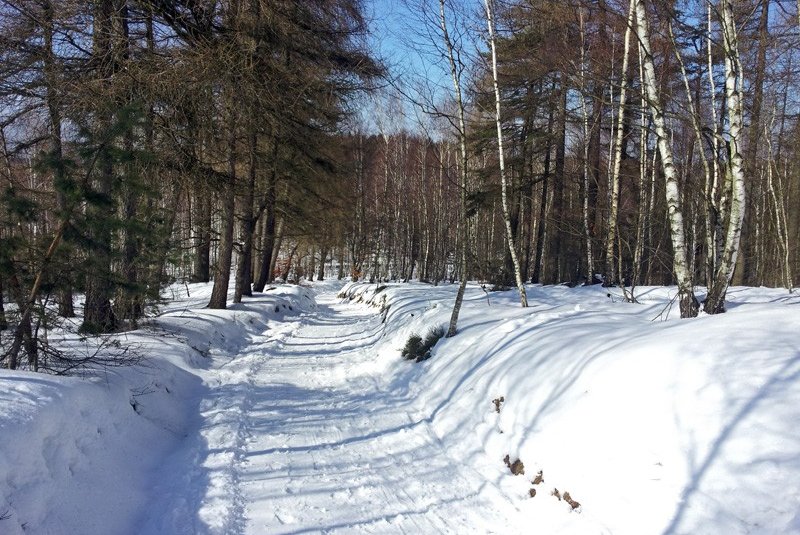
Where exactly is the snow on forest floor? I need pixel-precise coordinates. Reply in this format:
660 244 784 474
1 280 799 534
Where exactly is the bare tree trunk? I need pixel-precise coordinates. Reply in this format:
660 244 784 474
281 243 298 282
82 0 118 334
438 0 470 337
532 102 553 284
606 0 635 286
551 81 567 283
43 0 74 318
7 272 37 369
269 216 285 281
253 136 279 292
484 0 527 307
192 193 212 282
741 0 769 287
0 277 6 331
317 248 327 281
234 131 258 302
208 106 238 309
703 0 746 315
765 128 792 289
635 0 698 317
633 48 649 289
578 12 595 283
309 246 317 282
707 2 724 285
668 20 714 288
4 213 71 368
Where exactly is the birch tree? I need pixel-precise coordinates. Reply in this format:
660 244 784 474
483 0 528 307
605 0 635 287
634 0 698 317
438 0 471 336
578 8 594 284
703 0 746 314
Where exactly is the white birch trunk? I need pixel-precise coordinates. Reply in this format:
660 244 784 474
606 0 635 286
668 20 715 286
765 118 793 290
703 0 746 314
484 0 528 307
439 0 470 336
634 0 698 317
633 42 649 288
579 10 594 283
707 3 724 275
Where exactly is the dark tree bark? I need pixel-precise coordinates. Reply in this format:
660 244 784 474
269 217 284 281
208 107 238 310
253 137 279 292
234 131 258 302
192 193 212 283
117 1 142 322
0 277 6 331
43 0 74 318
317 248 327 280
549 80 567 283
82 0 119 334
532 99 554 284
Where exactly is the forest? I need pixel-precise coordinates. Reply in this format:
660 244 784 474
0 0 798 370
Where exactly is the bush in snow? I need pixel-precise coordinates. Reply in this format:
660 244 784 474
401 326 445 362
401 334 424 361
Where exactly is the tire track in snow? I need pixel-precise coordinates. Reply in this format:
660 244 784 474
147 317 304 535
232 291 523 534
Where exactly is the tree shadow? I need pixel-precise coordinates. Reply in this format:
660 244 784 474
661 352 800 534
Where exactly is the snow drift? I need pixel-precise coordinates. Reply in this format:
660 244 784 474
338 281 800 534
0 284 315 535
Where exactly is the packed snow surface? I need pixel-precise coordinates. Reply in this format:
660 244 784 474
1 281 798 534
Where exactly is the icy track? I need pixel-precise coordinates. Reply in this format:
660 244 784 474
141 288 522 535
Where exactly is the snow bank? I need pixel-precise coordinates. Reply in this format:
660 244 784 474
0 283 316 535
339 282 800 534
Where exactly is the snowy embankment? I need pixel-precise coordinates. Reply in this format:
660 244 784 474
2 280 798 534
338 282 800 534
0 284 315 535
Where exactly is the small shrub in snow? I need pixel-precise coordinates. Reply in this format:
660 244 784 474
489 284 511 292
401 326 445 362
401 334 424 361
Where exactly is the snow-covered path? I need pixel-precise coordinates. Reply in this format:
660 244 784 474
145 290 522 535
4 282 799 534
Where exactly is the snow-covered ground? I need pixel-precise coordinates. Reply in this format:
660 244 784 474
1 280 798 534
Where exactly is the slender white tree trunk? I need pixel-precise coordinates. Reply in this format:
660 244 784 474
439 0 470 336
606 0 635 286
703 0 746 314
668 20 715 287
764 116 793 290
578 9 594 284
633 42 649 288
634 0 698 317
707 2 724 277
484 0 527 307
